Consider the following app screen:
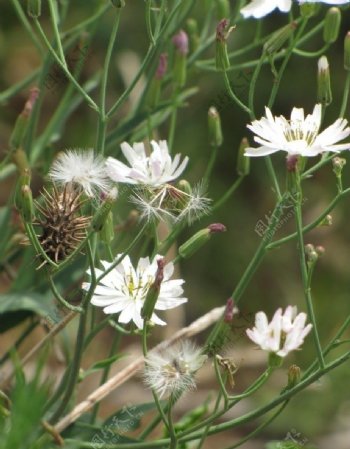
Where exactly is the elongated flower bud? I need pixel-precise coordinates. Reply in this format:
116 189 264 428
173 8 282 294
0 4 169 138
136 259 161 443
287 364 301 388
147 53 168 108
323 8 341 44
263 22 297 55
208 106 223 147
10 87 39 150
12 149 30 175
344 32 350 71
186 19 199 53
27 0 41 18
317 56 332 106
179 223 226 259
172 30 188 87
19 185 33 222
100 211 114 244
237 137 250 176
215 19 234 71
141 258 165 321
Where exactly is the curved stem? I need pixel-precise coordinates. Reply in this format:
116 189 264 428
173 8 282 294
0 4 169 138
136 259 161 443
34 19 99 111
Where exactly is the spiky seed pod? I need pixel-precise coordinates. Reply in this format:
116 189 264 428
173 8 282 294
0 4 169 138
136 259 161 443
34 185 90 265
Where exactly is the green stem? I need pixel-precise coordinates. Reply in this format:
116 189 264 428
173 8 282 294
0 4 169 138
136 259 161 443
11 0 45 54
222 70 250 115
96 9 122 154
212 176 245 212
48 0 67 67
34 19 99 111
49 242 95 423
90 332 121 423
293 178 325 369
223 401 289 449
48 273 83 313
145 0 155 45
168 397 178 449
268 188 350 250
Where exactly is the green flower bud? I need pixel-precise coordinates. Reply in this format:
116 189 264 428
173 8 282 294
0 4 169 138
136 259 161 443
14 168 31 212
323 7 341 44
177 179 192 195
186 19 199 53
9 88 39 150
264 22 297 55
332 156 346 177
317 56 332 106
319 214 332 227
215 19 234 71
100 211 115 244
91 188 118 232
146 53 167 108
172 30 188 87
344 31 350 71
287 364 301 388
141 258 165 321
237 137 250 176
178 223 226 259
12 149 30 175
19 185 33 223
208 106 223 147
216 0 230 20
27 0 41 18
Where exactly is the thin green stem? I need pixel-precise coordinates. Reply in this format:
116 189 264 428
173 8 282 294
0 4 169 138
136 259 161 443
168 397 178 449
268 188 350 250
49 243 95 423
222 70 250 115
293 179 325 369
223 401 289 449
48 273 83 313
212 176 245 212
145 0 155 45
11 0 45 54
34 19 99 111
96 9 122 154
48 0 67 67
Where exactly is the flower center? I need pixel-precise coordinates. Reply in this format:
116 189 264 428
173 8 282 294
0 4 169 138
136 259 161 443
284 119 318 146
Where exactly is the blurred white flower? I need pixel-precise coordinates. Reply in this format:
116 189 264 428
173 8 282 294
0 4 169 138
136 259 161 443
49 149 111 197
82 254 187 329
241 0 349 18
106 140 189 187
246 306 312 358
240 0 292 18
144 341 207 397
245 104 350 157
299 0 349 4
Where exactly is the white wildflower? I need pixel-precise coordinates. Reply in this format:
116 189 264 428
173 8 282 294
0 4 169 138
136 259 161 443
246 306 312 358
245 104 350 157
49 149 111 197
106 140 189 187
240 0 292 19
144 341 207 397
82 254 187 329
